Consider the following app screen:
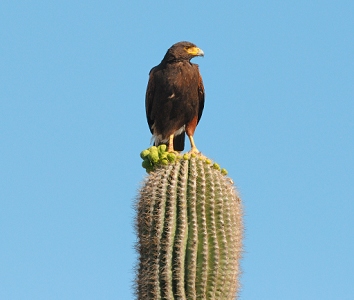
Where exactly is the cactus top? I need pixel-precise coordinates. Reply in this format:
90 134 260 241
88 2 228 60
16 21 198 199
140 145 228 176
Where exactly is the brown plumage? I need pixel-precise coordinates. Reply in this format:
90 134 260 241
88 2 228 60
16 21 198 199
145 41 205 152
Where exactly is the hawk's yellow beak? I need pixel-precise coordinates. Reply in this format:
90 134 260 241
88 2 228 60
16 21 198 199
186 46 204 57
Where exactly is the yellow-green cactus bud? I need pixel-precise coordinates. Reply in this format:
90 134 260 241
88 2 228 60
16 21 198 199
205 158 212 164
167 152 176 162
142 159 152 169
183 153 189 160
140 149 150 159
158 144 167 154
150 145 157 150
159 153 168 160
221 168 228 176
160 158 169 165
213 163 221 170
148 148 159 163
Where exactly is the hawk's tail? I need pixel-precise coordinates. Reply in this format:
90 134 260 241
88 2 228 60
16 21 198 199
172 132 185 152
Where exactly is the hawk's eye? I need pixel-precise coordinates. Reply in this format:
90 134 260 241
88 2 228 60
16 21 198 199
184 46 189 51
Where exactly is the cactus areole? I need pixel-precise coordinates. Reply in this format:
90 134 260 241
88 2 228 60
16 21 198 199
135 146 243 299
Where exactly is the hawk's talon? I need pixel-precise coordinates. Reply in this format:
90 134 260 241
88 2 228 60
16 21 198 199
189 147 200 154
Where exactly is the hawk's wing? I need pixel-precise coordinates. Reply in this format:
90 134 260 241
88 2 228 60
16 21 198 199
145 67 156 134
196 65 205 124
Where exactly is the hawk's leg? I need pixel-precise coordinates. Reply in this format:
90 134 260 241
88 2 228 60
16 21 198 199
188 135 199 153
168 134 175 152
186 116 200 153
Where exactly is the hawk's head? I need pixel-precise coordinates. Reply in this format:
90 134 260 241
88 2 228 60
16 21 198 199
163 41 204 62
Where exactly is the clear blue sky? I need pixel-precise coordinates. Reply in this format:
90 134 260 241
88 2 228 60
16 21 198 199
1 1 353 299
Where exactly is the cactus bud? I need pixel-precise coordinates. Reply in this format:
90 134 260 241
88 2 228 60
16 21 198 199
213 162 221 170
148 148 159 163
167 152 176 162
158 144 167 154
140 149 150 159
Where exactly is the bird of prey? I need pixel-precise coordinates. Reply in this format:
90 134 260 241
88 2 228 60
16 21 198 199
145 41 205 153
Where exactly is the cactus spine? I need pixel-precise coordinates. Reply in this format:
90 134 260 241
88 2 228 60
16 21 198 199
136 147 243 299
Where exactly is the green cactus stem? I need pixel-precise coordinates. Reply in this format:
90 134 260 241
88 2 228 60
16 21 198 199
135 147 243 299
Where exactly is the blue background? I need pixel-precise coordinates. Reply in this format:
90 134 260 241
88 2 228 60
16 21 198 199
1 1 353 299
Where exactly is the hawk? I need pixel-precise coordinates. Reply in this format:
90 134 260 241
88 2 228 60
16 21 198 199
145 41 205 153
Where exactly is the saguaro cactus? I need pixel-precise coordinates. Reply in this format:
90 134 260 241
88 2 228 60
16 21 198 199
135 146 243 299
